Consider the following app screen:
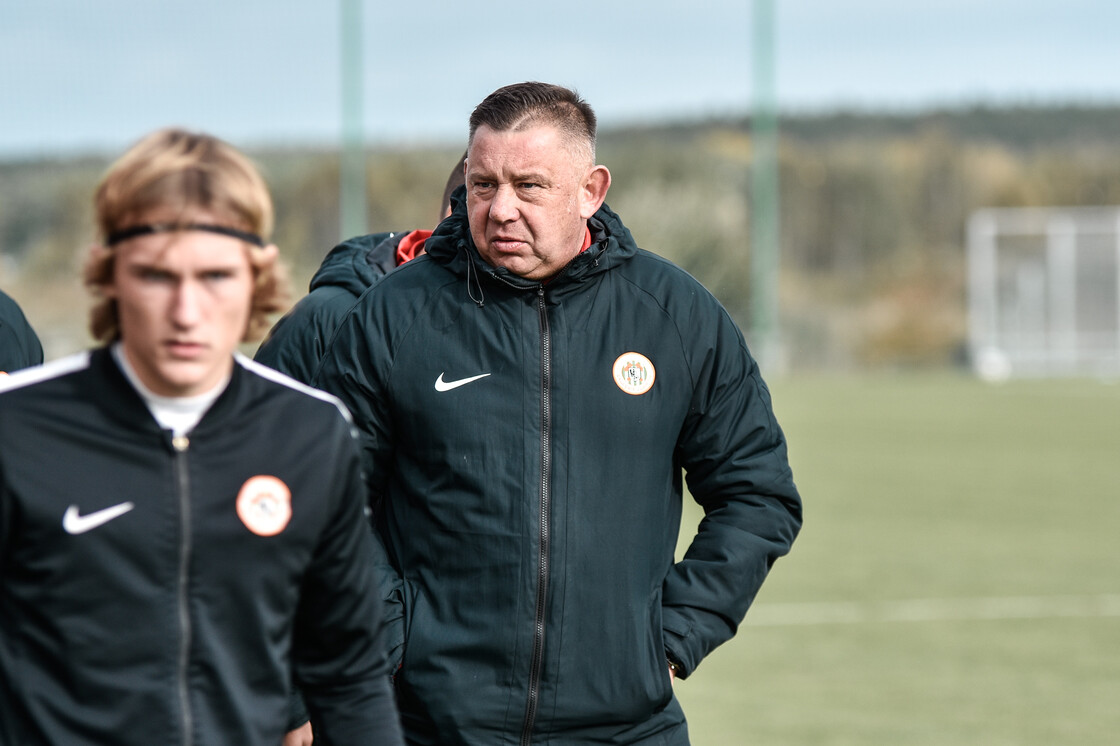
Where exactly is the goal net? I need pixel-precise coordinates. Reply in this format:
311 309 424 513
967 206 1120 380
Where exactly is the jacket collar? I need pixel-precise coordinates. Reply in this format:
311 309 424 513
308 230 403 295
88 346 246 442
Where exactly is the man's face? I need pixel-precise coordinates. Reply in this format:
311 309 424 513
103 215 261 397
466 123 609 281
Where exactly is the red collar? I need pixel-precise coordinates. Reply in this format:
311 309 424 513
395 229 433 265
579 224 593 252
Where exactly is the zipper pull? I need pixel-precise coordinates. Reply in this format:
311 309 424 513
172 435 190 452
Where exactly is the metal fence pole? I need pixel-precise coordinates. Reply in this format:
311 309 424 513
751 0 781 371
340 0 366 240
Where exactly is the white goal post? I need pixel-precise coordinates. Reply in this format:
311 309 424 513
967 206 1120 380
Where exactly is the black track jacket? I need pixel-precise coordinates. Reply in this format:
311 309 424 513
0 349 403 745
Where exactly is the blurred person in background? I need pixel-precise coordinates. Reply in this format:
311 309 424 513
255 151 467 381
0 288 43 374
0 128 403 746
258 152 466 745
310 82 803 745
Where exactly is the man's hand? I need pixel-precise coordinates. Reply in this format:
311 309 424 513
283 721 313 746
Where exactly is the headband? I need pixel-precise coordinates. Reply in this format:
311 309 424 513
105 223 265 248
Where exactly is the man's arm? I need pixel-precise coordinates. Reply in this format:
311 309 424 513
256 287 387 740
311 299 409 671
661 309 803 678
291 425 403 745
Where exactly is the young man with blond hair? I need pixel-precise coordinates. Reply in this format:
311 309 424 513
0 128 403 746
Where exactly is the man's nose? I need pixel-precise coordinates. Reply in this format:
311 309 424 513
488 185 520 222
171 280 202 327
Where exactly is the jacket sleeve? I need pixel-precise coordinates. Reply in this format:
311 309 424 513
661 304 803 678
311 300 408 669
257 289 380 733
0 290 44 373
292 421 404 745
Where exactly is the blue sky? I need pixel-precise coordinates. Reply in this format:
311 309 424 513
2 0 1118 157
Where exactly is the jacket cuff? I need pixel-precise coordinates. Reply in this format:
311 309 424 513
285 688 310 732
662 606 695 678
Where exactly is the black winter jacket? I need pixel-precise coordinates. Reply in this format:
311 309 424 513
0 349 403 746
314 198 803 745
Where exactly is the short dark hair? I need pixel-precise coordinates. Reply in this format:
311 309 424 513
468 82 597 162
440 151 468 218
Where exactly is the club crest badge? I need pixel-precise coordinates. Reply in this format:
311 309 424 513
236 475 292 536
612 352 656 396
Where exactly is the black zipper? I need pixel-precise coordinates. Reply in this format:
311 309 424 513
172 434 194 746
520 285 552 746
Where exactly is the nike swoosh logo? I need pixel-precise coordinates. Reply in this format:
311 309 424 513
434 372 491 392
63 502 135 535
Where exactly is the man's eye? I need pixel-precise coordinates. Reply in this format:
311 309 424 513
138 269 175 283
201 271 234 283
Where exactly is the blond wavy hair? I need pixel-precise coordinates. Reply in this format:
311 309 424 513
83 128 291 343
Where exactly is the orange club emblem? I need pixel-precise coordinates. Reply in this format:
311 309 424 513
236 475 292 536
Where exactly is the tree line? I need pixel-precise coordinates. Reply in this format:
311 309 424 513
4 103 1120 368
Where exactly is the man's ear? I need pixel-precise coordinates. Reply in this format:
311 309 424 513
249 243 280 277
257 243 280 267
579 165 611 219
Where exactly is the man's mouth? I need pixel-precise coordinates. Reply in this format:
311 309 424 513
166 341 206 357
491 236 525 252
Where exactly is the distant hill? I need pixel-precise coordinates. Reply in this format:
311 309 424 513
778 104 1120 150
604 103 1120 151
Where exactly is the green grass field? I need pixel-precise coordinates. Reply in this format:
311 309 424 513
674 373 1120 745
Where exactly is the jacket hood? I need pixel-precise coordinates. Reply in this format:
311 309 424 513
424 188 639 300
307 231 404 295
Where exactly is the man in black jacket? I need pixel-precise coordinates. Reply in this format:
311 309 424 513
311 82 803 744
0 288 43 373
0 128 404 746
